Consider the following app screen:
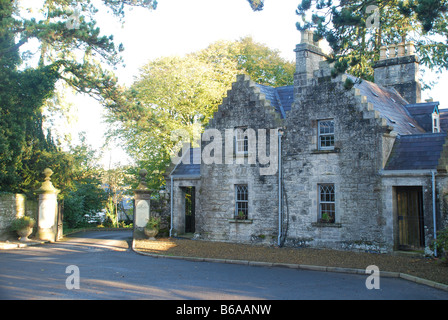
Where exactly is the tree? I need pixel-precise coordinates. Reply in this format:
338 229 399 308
0 0 61 193
101 165 134 227
107 37 295 190
247 0 265 11
62 133 108 228
295 0 448 87
0 0 158 194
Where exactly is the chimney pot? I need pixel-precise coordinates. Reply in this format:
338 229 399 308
397 43 405 57
379 46 387 60
389 44 396 58
406 42 416 56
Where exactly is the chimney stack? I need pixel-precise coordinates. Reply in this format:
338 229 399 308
294 30 326 88
373 42 421 104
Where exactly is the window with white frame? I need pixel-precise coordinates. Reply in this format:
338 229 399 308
433 112 440 133
318 120 335 150
319 184 335 223
235 184 248 220
235 127 249 155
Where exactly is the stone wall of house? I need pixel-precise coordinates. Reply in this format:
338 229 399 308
0 193 38 240
281 59 395 252
183 34 446 254
197 74 283 245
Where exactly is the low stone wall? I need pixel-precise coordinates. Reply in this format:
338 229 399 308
0 193 38 240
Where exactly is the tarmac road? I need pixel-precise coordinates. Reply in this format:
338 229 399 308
0 230 447 301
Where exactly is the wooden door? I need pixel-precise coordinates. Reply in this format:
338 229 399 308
397 187 424 250
185 187 195 233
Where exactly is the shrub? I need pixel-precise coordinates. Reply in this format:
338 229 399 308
430 227 448 262
10 216 35 231
145 216 161 230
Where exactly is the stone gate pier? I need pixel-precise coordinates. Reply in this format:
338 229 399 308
133 169 151 239
36 168 60 242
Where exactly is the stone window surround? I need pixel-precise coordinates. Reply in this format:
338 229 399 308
228 180 254 224
311 182 342 228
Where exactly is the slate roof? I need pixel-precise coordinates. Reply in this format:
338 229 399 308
170 78 445 177
348 76 425 135
440 109 448 132
256 84 294 119
170 148 201 177
256 77 429 136
405 102 439 115
384 133 447 170
404 102 439 132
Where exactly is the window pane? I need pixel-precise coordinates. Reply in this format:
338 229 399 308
236 128 249 154
236 185 248 219
237 185 248 201
319 135 334 148
320 203 335 222
319 120 334 134
319 184 335 223
320 185 335 202
318 120 335 150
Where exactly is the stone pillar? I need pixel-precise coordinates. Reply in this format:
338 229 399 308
133 169 151 239
36 168 60 242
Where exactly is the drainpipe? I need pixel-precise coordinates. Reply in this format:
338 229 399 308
170 175 174 237
278 128 284 247
431 170 437 256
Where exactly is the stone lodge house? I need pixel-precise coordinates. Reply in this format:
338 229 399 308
166 30 448 253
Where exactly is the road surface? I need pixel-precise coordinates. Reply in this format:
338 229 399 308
0 230 447 300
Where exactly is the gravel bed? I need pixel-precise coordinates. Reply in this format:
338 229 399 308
134 238 448 286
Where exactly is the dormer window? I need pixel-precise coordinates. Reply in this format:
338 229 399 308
433 112 440 133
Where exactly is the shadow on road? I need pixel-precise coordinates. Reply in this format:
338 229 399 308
63 230 133 252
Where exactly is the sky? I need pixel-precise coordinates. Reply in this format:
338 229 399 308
65 0 308 168
18 0 448 168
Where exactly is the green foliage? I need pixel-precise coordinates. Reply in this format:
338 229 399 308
106 37 294 191
0 0 158 195
296 0 448 84
63 178 108 229
247 0 264 11
234 37 295 87
104 196 117 228
430 227 448 261
145 216 161 230
343 77 355 90
62 134 109 228
10 216 36 231
0 1 62 194
63 192 86 229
